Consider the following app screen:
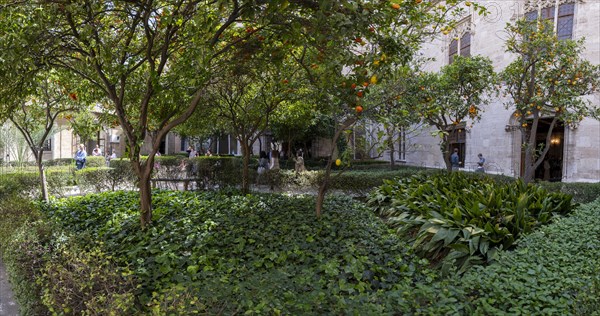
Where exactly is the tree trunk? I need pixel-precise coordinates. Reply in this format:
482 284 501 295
315 117 356 218
240 142 251 194
441 137 452 171
37 157 49 203
387 126 396 170
315 159 333 218
138 166 153 229
132 151 156 229
523 135 537 183
522 117 556 183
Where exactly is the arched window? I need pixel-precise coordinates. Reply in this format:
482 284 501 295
525 3 574 40
449 33 471 63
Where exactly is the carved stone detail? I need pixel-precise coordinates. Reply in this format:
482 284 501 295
450 16 473 39
524 0 578 13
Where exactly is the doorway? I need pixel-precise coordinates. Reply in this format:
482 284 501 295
522 118 564 181
448 125 466 168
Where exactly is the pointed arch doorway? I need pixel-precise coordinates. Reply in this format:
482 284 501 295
521 118 565 182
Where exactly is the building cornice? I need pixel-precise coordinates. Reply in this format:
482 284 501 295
524 0 579 13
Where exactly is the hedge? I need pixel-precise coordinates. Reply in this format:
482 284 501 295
0 195 48 315
458 198 600 314
540 181 600 204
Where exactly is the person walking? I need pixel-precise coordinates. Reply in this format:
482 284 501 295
450 148 460 171
476 153 485 173
75 144 87 170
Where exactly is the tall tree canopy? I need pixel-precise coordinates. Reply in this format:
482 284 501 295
2 0 405 227
1 0 484 224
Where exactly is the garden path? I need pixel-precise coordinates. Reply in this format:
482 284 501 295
0 258 19 316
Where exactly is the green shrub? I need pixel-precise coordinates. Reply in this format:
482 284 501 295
75 167 115 193
85 156 107 168
104 156 434 193
1 194 139 316
0 168 75 199
38 241 138 315
3 220 55 315
189 156 244 188
45 156 106 168
0 198 39 254
46 169 74 197
0 196 47 315
369 171 577 273
109 156 245 189
153 155 183 168
152 155 185 180
108 158 137 186
263 167 438 195
268 169 322 190
540 181 600 204
458 199 600 314
327 168 438 195
0 172 38 199
43 158 74 167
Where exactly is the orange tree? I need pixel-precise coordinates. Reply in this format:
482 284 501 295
502 19 600 183
0 10 89 201
411 55 496 170
1 1 228 228
205 57 300 194
2 0 485 224
360 64 426 169
0 70 81 202
0 0 408 228
287 0 485 216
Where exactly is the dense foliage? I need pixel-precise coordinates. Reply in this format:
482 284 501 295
369 172 577 273
2 174 599 314
2 215 138 315
42 190 456 314
458 198 600 315
540 181 600 204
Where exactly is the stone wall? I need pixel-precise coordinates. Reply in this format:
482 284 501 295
400 0 600 182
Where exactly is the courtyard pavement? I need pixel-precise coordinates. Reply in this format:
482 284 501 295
0 258 19 316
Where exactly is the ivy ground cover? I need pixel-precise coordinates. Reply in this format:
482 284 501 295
42 190 459 315
457 198 600 315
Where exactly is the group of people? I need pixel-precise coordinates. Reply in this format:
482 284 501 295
256 148 305 184
74 144 117 170
450 148 486 173
186 146 212 158
256 148 302 185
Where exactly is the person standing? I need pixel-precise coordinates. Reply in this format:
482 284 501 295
75 144 87 170
188 147 196 158
294 149 306 173
450 148 460 171
476 153 485 173
92 145 102 156
256 151 270 185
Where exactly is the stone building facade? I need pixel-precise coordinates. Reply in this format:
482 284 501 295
394 0 599 182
